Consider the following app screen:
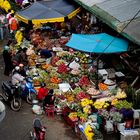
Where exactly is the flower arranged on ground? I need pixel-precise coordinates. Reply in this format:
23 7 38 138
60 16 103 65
110 111 123 123
68 112 78 122
111 98 118 105
114 100 133 110
84 124 94 140
80 98 93 107
77 112 87 122
93 101 110 109
50 77 61 84
73 87 83 95
56 59 67 66
57 63 68 73
87 87 100 96
78 75 90 87
51 56 60 66
76 91 90 100
98 109 110 120
98 83 108 91
115 89 127 99
83 105 91 114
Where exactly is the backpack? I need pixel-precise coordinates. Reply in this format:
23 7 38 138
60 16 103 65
10 18 18 31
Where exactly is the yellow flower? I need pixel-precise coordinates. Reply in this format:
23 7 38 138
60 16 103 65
93 101 109 109
0 0 3 7
84 124 94 140
111 98 118 105
83 105 91 114
81 98 91 107
3 0 11 12
15 30 23 45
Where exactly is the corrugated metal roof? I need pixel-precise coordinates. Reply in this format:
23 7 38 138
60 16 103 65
97 0 140 22
73 0 140 45
76 0 107 7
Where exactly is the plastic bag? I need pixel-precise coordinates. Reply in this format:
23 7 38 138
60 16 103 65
32 105 42 115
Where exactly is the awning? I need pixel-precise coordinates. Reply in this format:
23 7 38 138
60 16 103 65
73 0 140 46
16 0 81 24
66 33 128 53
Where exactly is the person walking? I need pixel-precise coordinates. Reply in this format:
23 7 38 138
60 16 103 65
2 40 13 76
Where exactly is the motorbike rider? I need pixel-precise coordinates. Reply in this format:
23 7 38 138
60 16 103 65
32 118 46 140
18 63 27 77
11 66 25 86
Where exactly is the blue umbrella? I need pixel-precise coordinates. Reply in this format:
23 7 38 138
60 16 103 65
66 33 128 53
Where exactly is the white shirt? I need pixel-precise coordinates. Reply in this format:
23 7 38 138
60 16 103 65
12 73 24 85
22 0 29 5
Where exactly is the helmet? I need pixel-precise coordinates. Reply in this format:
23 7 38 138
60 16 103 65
15 66 20 71
40 82 46 87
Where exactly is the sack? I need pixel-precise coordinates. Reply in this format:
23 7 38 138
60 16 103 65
10 18 18 31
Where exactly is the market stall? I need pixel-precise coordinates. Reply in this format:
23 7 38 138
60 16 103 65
10 28 138 140
16 0 81 24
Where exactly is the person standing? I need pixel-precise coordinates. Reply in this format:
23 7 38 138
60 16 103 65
0 13 6 40
9 13 18 36
2 40 13 76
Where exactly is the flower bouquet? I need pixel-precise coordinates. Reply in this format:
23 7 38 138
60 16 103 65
68 112 78 122
57 63 68 74
78 75 90 89
76 91 90 100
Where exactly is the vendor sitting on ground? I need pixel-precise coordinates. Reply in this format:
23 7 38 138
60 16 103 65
38 48 53 59
37 83 49 102
42 89 55 110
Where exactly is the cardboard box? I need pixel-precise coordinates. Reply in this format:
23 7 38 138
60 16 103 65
98 69 108 80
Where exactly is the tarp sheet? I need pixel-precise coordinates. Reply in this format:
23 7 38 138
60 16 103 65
66 33 128 53
16 0 80 24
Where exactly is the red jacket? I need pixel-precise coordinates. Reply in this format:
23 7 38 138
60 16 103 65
37 87 48 101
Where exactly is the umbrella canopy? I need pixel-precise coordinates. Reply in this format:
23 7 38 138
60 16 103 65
66 33 129 53
16 0 81 24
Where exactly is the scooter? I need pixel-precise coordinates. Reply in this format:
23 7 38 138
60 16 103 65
30 118 46 140
20 77 37 105
1 81 21 111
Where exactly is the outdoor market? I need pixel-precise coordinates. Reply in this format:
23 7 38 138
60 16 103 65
0 0 140 140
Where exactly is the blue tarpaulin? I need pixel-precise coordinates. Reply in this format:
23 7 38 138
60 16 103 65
66 33 128 53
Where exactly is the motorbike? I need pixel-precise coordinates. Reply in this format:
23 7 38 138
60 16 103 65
20 77 37 104
1 81 21 111
30 118 46 140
